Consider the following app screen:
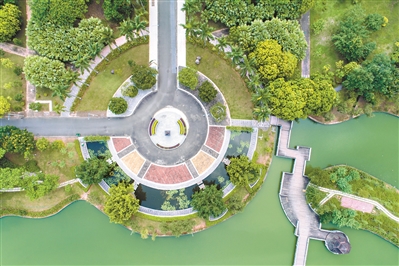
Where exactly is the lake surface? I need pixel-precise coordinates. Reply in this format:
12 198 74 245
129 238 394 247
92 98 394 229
1 113 398 265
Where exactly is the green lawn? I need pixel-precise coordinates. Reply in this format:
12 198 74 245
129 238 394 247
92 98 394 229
75 44 149 111
310 0 399 74
0 52 26 111
35 86 64 108
186 43 253 119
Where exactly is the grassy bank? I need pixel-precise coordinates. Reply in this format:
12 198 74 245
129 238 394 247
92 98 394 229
186 43 253 119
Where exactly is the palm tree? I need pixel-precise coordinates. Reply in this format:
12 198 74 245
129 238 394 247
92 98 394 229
246 73 262 92
198 22 214 46
119 19 135 41
53 103 66 114
239 54 256 79
253 104 271 122
131 14 148 38
100 27 115 50
51 84 70 101
181 0 201 15
251 87 270 106
73 54 91 74
215 36 229 53
227 45 244 66
180 17 199 38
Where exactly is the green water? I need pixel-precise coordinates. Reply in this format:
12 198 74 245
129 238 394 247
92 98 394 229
1 113 398 265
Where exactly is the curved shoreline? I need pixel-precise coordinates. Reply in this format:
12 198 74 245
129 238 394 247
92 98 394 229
308 111 399 125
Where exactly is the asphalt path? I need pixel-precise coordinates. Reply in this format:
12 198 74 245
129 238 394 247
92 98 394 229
1 0 208 165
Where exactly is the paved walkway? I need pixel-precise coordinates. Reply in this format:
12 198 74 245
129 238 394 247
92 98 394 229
0 43 36 57
0 178 79 192
300 11 310 78
318 186 399 223
270 116 350 266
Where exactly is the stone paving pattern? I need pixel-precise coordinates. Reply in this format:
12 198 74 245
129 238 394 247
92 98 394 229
144 164 192 184
112 137 132 152
191 151 215 175
341 197 374 213
121 151 145 175
205 126 225 152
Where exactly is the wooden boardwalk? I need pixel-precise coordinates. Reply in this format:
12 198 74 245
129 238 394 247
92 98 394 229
270 116 350 265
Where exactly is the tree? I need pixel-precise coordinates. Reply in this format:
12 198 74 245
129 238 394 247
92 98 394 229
51 84 70 101
130 62 158 90
73 54 91 74
30 0 88 26
131 14 147 38
160 220 196 237
104 182 140 224
191 184 225 219
24 56 78 92
36 138 50 152
180 16 199 38
249 40 297 83
181 0 201 15
0 126 35 155
0 96 11 117
0 3 21 42
343 54 399 103
197 22 214 46
22 173 59 200
119 19 135 41
109 97 128 114
226 155 259 187
364 13 384 31
227 45 243 66
238 54 256 79
103 0 135 22
215 36 229 54
178 67 198 90
1 58 14 68
75 156 114 185
198 81 217 103
0 167 26 189
226 194 245 214
0 147 5 159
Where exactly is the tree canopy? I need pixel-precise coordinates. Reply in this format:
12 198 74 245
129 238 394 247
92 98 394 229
30 0 88 26
75 156 114 185
130 62 157 90
22 173 59 200
0 3 21 42
267 78 336 120
198 81 217 103
343 53 399 103
0 96 11 117
0 167 26 189
191 184 225 219
249 40 297 83
109 97 128 114
202 0 314 27
104 182 140 224
24 56 78 91
229 18 307 60
0 126 35 156
226 155 259 187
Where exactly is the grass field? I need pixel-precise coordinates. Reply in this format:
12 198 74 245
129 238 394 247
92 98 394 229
0 52 26 111
75 44 149 111
186 43 253 119
310 0 399 74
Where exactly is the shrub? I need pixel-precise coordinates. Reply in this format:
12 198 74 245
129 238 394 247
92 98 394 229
84 136 110 142
13 66 23 76
130 61 158 90
36 137 50 151
198 81 217 103
109 97 128 114
210 102 226 122
13 93 23 102
0 3 21 42
12 38 22 46
364 13 384 31
51 140 65 150
122 85 138 98
23 160 41 172
178 67 198 90
29 102 42 111
311 19 325 35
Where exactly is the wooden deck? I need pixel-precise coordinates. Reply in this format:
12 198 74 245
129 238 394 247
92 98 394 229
270 116 350 266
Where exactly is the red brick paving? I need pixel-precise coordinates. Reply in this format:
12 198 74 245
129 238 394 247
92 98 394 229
144 164 193 184
112 137 132 153
205 126 225 152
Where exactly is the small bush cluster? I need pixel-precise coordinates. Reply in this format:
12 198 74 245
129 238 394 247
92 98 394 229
29 102 42 111
178 67 198 90
109 97 128 114
84 136 110 142
122 85 138 97
210 102 226 122
198 81 217 103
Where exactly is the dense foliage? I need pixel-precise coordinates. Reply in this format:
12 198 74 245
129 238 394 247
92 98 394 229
318 198 360 229
0 126 35 156
0 3 21 42
122 85 138 98
178 67 198 90
332 7 379 62
130 61 157 90
24 56 78 91
109 97 128 114
75 156 114 185
226 155 259 187
27 18 112 62
229 18 307 60
305 185 327 209
198 81 217 103
191 184 225 219
22 173 59 200
267 78 336 120
249 40 297 83
30 0 88 26
103 0 136 22
104 182 140 224
0 167 25 189
202 0 314 27
160 220 196 237
0 96 11 117
343 54 399 103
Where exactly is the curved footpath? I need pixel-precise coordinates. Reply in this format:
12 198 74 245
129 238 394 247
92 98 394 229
318 186 399 223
